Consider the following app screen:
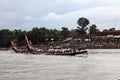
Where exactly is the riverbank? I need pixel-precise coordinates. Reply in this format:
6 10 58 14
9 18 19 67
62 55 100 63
1 41 120 50
81 41 120 49
0 48 10 50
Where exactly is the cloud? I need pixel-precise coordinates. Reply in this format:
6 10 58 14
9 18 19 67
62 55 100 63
0 0 11 10
1 0 120 30
2 6 118 31
24 16 33 21
61 0 120 6
0 11 17 24
39 6 120 30
55 0 91 4
41 13 62 21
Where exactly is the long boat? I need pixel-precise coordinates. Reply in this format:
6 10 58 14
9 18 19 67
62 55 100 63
25 34 88 56
11 41 28 53
45 48 88 56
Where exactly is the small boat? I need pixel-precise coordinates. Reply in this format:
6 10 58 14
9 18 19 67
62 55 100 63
25 34 88 56
11 41 28 53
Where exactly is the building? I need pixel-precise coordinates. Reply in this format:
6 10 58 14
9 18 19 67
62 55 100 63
92 30 120 41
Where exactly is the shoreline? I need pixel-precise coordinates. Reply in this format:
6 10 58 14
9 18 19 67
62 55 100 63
0 47 120 51
0 48 11 50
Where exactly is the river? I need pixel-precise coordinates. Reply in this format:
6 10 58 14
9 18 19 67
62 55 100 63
0 49 120 80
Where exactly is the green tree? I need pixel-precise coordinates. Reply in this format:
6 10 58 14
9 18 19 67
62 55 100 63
109 28 115 31
13 29 22 39
0 29 14 47
29 27 41 44
89 24 97 35
89 24 98 41
17 31 26 46
77 17 90 41
61 27 69 40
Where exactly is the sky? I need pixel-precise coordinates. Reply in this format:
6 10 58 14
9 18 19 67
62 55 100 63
0 0 120 31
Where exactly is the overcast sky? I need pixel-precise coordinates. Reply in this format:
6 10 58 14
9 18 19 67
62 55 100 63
0 0 120 31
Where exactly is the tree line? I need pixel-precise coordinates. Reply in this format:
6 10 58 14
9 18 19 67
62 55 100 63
0 17 100 48
0 27 70 48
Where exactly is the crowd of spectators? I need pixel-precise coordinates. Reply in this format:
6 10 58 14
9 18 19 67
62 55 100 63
81 41 120 49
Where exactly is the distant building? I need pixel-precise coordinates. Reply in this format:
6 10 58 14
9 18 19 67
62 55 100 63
92 30 120 41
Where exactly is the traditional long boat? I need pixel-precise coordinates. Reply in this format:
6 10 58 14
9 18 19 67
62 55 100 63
25 34 88 56
11 41 28 53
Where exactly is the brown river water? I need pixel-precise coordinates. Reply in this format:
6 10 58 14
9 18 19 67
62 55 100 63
0 49 120 80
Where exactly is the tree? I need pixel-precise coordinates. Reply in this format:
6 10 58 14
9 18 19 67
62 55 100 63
17 31 26 46
0 29 13 47
89 24 97 34
30 27 42 44
77 17 90 41
61 27 69 40
109 28 115 31
89 24 98 41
